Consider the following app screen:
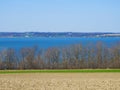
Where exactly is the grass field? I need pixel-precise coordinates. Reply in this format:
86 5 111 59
0 69 120 74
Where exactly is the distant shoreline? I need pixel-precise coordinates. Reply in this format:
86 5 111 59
0 32 120 38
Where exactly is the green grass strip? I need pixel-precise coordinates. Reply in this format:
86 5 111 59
0 69 120 74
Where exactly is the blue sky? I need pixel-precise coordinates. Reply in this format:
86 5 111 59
0 0 120 32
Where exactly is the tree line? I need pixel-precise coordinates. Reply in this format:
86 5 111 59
0 42 120 69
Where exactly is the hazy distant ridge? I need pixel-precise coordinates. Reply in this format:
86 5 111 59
0 32 120 38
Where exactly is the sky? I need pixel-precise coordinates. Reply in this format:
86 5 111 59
0 0 120 32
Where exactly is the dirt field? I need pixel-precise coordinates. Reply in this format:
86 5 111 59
0 73 120 90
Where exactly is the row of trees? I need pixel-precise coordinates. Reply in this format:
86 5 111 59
0 42 120 69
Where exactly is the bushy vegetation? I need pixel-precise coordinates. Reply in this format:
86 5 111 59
0 42 120 69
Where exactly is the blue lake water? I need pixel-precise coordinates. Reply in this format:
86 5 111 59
0 37 120 49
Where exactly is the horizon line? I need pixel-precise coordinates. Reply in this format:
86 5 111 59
0 32 120 33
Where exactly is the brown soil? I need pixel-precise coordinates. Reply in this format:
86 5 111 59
0 73 120 90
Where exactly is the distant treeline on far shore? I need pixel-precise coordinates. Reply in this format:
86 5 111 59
0 32 120 37
0 41 120 70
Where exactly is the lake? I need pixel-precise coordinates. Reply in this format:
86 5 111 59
0 37 120 49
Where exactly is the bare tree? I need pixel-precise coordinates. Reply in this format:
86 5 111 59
3 48 17 69
20 47 37 69
45 48 60 69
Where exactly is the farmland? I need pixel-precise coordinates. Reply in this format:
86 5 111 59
0 70 120 90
